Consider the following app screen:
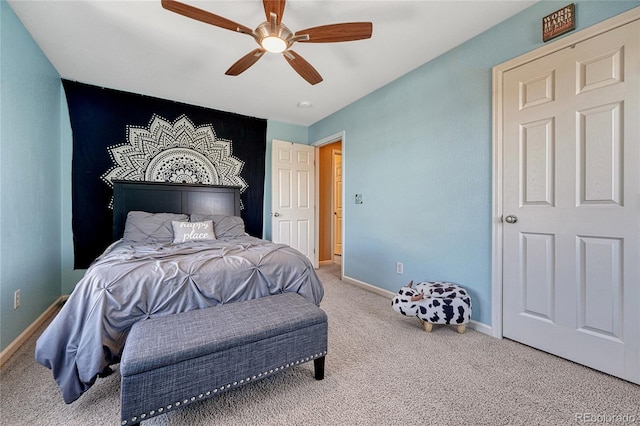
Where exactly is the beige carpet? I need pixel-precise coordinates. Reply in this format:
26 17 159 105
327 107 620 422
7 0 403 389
1 264 639 425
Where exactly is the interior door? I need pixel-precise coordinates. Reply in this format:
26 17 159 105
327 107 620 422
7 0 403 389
271 139 315 263
502 20 639 384
332 150 342 256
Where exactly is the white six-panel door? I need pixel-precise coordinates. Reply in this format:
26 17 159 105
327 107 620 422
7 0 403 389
271 139 315 263
501 19 639 384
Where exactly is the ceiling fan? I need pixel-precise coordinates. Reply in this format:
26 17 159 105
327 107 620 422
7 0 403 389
161 0 373 85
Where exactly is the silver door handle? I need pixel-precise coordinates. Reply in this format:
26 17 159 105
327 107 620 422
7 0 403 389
273 212 280 217
505 215 518 224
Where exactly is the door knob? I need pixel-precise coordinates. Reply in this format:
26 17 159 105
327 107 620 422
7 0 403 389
505 215 518 224
273 212 280 217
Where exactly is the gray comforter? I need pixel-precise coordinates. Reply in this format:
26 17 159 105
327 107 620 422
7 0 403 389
35 236 324 404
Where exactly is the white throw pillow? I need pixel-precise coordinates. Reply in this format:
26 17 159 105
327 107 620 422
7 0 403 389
171 220 216 244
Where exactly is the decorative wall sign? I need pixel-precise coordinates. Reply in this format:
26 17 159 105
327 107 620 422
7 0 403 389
543 4 575 42
63 80 266 269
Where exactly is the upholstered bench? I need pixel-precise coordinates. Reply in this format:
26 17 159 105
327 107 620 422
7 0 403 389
391 281 472 334
120 293 328 425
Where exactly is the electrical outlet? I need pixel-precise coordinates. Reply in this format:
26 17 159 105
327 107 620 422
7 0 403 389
14 289 21 309
396 262 403 275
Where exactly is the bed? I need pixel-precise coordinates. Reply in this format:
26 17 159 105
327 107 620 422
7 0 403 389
35 180 324 404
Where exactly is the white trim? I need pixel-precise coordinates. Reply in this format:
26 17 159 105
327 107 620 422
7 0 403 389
311 131 345 148
312 131 346 279
342 274 396 298
491 7 640 339
0 296 66 367
491 63 504 339
469 320 493 336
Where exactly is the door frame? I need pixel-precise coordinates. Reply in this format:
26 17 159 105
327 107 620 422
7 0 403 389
312 131 346 276
491 7 640 339
331 148 342 259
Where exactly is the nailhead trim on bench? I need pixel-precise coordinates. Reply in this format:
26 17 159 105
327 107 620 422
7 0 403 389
121 351 328 425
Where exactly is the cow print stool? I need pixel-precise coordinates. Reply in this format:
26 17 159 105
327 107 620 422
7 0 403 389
391 281 472 333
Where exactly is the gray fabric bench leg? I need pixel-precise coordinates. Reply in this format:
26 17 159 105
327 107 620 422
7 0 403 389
120 293 328 425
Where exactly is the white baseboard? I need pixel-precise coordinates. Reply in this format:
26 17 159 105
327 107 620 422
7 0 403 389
0 296 66 367
342 274 493 336
342 275 396 298
469 320 492 336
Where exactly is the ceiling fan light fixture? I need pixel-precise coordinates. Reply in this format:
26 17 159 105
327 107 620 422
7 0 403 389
261 36 287 53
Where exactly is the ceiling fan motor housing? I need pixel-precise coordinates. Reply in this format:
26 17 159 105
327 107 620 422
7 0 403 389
255 21 293 52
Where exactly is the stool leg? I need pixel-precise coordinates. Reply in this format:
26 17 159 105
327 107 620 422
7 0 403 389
422 321 433 332
457 324 466 334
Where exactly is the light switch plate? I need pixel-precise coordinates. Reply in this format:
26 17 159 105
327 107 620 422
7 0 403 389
355 194 363 204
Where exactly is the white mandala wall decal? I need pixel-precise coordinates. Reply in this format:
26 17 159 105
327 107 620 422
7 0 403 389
101 114 248 206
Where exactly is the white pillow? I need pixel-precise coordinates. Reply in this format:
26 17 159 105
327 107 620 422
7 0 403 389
171 220 216 244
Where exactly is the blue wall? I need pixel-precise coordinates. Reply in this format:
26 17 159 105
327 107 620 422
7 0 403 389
309 1 639 326
0 0 62 350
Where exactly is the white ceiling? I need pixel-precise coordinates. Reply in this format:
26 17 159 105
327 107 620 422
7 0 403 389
8 0 536 126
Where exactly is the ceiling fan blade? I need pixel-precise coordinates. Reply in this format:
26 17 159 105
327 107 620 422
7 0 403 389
225 49 266 76
295 22 373 43
161 0 253 34
263 0 286 25
283 50 323 85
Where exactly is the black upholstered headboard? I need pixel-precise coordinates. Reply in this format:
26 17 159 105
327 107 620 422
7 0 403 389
112 180 241 241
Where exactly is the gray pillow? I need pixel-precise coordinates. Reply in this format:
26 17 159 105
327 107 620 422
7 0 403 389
123 211 189 243
189 214 246 238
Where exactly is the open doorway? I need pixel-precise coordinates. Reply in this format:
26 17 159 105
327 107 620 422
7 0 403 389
318 140 342 266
